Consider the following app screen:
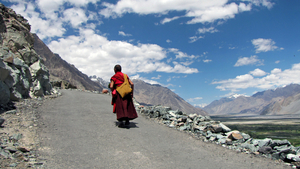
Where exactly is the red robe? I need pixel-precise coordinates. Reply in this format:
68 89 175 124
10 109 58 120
111 72 138 121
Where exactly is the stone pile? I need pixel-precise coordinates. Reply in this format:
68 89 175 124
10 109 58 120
0 3 53 106
135 104 300 167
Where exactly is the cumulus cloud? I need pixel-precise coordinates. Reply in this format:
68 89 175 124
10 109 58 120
63 8 88 28
249 68 267 76
99 0 264 24
252 38 280 53
212 63 300 92
47 29 198 81
234 55 264 67
10 0 98 40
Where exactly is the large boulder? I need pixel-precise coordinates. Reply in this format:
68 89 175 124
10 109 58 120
0 3 53 105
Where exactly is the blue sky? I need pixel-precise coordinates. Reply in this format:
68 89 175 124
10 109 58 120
3 0 300 107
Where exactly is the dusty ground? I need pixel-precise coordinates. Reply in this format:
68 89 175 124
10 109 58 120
0 94 59 168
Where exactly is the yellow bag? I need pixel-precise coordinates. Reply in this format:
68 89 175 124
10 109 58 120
116 73 132 98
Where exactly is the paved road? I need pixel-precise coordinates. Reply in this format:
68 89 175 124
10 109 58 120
37 90 288 169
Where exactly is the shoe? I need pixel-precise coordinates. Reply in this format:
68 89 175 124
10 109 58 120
125 120 130 126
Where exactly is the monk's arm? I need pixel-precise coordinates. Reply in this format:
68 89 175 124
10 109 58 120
110 80 114 91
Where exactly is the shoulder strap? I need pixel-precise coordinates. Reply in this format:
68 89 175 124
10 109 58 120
123 73 128 83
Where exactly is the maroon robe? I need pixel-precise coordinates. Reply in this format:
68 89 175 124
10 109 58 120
111 72 138 121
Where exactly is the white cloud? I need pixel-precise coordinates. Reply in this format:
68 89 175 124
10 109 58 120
203 59 212 63
249 68 267 76
212 63 300 92
47 29 198 81
63 8 88 28
10 2 65 40
242 0 274 9
252 38 279 53
189 36 204 43
161 16 180 24
99 1 264 24
151 75 161 80
275 60 280 64
166 39 172 43
169 48 199 60
187 97 203 102
131 74 161 85
198 27 219 34
167 77 172 82
194 103 208 108
234 55 264 67
119 31 132 36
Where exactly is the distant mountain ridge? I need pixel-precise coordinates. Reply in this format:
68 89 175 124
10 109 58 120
132 79 207 115
203 84 300 116
33 34 103 91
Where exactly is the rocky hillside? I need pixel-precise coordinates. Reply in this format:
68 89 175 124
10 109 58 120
204 84 300 115
0 3 53 106
132 79 207 115
33 34 103 91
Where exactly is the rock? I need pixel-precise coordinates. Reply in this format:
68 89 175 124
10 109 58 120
17 146 30 152
270 139 291 148
241 143 258 152
211 124 223 133
274 145 292 154
0 80 10 105
0 118 5 126
0 4 53 105
258 146 273 154
286 154 300 162
188 113 198 120
229 131 243 140
240 133 251 140
258 138 272 147
219 123 231 132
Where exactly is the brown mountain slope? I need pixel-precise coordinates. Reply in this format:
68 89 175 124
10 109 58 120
33 34 103 91
133 79 207 115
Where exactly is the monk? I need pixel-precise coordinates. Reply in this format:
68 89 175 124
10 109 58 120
110 64 138 127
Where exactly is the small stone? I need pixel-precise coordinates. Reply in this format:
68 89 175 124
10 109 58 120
17 146 30 152
188 113 198 120
0 118 5 126
9 163 18 167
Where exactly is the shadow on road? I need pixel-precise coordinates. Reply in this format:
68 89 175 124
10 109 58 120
114 121 139 129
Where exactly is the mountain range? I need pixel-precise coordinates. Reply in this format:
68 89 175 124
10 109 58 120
203 84 300 116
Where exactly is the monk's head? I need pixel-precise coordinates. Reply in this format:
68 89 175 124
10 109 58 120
114 64 122 73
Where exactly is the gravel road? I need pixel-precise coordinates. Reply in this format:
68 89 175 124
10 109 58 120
37 89 289 169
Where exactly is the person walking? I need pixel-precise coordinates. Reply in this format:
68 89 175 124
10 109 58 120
110 64 138 127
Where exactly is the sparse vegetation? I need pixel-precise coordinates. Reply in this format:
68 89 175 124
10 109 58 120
226 123 300 147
